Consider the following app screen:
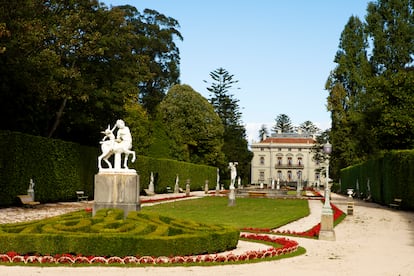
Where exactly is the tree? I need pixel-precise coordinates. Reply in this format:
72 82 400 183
258 124 269 141
326 0 414 179
158 84 225 166
325 16 372 176
131 8 183 116
0 1 182 146
205 68 252 183
299 121 320 134
272 114 293 133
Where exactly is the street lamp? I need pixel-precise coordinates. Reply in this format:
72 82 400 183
319 141 335 241
322 141 332 215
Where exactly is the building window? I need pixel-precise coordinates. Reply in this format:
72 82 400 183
298 148 302 152
277 171 282 180
288 157 292 166
298 157 303 166
288 148 291 151
278 148 282 151
260 148 264 151
277 157 282 165
287 171 292 181
259 171 265 181
260 156 265 165
297 170 302 179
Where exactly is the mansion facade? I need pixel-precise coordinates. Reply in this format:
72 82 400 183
250 132 321 186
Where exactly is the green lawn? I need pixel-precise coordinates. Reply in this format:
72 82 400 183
141 196 310 229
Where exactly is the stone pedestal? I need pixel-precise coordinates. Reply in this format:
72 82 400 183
93 170 140 218
228 187 236 206
319 212 336 241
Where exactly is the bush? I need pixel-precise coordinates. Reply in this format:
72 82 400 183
0 209 239 257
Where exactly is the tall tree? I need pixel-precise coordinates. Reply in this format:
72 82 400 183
258 124 269 141
325 15 372 176
131 8 183 116
299 121 320 134
205 68 252 183
326 0 414 179
158 84 225 166
272 114 293 133
363 0 414 150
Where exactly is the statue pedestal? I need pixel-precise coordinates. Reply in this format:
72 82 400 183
93 170 140 218
319 212 336 241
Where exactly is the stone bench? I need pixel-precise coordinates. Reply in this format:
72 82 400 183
17 195 40 207
389 198 402 209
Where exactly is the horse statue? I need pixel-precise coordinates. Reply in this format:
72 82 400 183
98 120 136 170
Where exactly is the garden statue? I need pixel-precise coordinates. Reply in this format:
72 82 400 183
98 119 136 171
228 162 238 189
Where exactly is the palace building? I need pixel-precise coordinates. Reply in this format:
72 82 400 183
250 131 321 187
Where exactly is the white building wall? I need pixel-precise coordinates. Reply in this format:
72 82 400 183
250 135 320 186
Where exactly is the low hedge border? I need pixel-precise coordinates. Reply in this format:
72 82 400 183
0 209 239 257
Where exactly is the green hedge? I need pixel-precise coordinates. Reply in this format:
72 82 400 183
135 156 217 193
0 209 239 257
0 130 97 205
340 150 414 210
0 130 217 206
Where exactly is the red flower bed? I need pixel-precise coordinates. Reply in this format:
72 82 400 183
242 201 346 238
140 195 192 204
0 233 299 265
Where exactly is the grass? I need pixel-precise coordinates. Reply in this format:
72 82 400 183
142 196 310 229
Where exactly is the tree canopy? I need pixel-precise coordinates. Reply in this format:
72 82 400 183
326 0 414 179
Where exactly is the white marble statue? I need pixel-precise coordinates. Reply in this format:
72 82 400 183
229 162 238 189
98 119 136 171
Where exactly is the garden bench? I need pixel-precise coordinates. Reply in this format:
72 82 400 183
17 195 40 208
248 191 267 197
389 198 402 209
166 186 173 193
76 191 88 202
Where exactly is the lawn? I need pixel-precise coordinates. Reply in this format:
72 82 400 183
141 196 310 229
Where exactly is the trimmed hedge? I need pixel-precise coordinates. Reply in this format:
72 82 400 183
0 209 240 257
340 150 414 210
0 130 217 206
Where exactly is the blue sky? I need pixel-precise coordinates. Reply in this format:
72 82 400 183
104 0 372 142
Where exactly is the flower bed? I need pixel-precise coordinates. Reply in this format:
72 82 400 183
242 202 346 238
0 233 299 265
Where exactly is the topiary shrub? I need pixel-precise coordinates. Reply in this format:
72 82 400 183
0 209 239 257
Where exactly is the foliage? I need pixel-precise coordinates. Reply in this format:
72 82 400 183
0 130 217 205
0 1 181 145
205 68 253 183
0 130 97 206
326 0 414 178
158 84 225 167
136 155 217 193
272 114 294 133
258 124 269 141
0 208 239 257
340 150 414 210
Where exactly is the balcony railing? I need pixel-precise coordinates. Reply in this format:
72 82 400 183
274 163 304 169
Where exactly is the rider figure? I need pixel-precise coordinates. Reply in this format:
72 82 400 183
115 119 132 150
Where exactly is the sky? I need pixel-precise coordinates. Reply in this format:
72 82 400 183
104 0 372 143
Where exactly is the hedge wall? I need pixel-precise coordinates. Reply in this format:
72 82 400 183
340 150 414 210
0 130 97 206
0 130 217 206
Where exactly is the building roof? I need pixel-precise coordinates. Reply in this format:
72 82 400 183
259 137 316 144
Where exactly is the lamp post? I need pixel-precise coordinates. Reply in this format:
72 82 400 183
319 141 335 241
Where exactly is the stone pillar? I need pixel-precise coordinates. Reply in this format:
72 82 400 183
93 171 140 218
228 186 236 206
185 179 190 196
204 180 209 194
